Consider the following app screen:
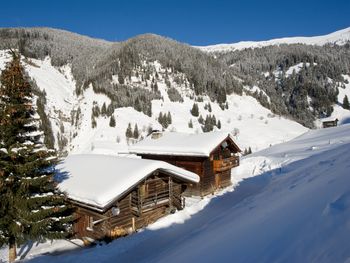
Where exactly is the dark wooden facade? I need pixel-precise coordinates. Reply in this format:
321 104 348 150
323 119 338 128
138 137 240 196
72 171 191 240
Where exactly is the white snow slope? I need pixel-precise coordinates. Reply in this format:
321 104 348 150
198 27 350 53
6 124 348 263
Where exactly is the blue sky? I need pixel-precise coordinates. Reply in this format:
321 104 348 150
0 0 349 45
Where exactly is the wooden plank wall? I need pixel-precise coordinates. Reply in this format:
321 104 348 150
73 173 188 240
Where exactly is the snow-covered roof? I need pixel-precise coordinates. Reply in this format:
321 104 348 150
129 131 241 157
56 154 199 211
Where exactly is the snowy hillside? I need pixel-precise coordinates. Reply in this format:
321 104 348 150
3 123 349 263
197 27 350 53
0 50 308 154
315 74 350 127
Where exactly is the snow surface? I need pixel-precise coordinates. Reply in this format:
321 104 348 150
56 154 199 209
338 74 350 105
129 131 239 157
2 123 349 263
243 85 271 103
285 62 310 76
197 27 350 53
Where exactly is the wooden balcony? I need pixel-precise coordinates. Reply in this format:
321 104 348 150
213 156 239 172
131 179 184 216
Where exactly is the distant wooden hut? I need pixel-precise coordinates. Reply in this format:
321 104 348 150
56 155 199 240
323 119 338 128
129 132 241 196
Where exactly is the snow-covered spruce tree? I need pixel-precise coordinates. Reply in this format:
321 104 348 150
125 123 133 138
0 53 73 262
343 95 350 110
109 115 116 127
133 123 139 139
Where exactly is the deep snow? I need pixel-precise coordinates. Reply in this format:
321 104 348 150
1 124 348 263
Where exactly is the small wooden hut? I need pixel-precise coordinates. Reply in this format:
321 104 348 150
322 119 338 128
56 154 199 240
129 131 241 196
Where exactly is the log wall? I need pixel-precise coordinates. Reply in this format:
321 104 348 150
73 172 188 240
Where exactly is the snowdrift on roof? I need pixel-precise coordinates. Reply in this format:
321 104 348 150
56 154 199 210
129 131 240 157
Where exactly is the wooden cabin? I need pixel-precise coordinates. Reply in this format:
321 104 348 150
56 154 199 240
323 119 338 128
129 132 241 196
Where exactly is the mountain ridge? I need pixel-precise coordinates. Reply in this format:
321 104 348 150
0 27 350 155
197 27 350 52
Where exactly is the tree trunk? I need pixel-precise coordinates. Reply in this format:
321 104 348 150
9 237 16 263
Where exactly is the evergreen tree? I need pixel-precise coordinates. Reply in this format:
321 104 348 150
91 115 97 128
0 54 73 262
133 123 139 139
202 115 214 132
158 112 164 127
248 147 252 154
198 114 204 125
190 103 199 117
208 103 212 112
92 104 100 117
188 119 193 128
217 119 221 129
101 102 107 116
343 95 350 110
125 123 133 138
109 115 116 127
167 111 172 125
106 104 114 116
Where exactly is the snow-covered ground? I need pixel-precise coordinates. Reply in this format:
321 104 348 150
197 27 350 52
1 124 349 263
315 74 350 127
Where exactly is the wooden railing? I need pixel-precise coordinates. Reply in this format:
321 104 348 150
213 156 239 172
131 179 184 215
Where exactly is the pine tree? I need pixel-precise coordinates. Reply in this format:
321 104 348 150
198 114 204 125
188 119 193 128
167 111 172 125
101 102 107 116
125 123 133 138
248 147 252 154
91 115 97 128
0 53 73 262
190 103 199 117
133 123 139 139
109 115 116 127
343 95 350 110
208 103 212 112
217 120 221 129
